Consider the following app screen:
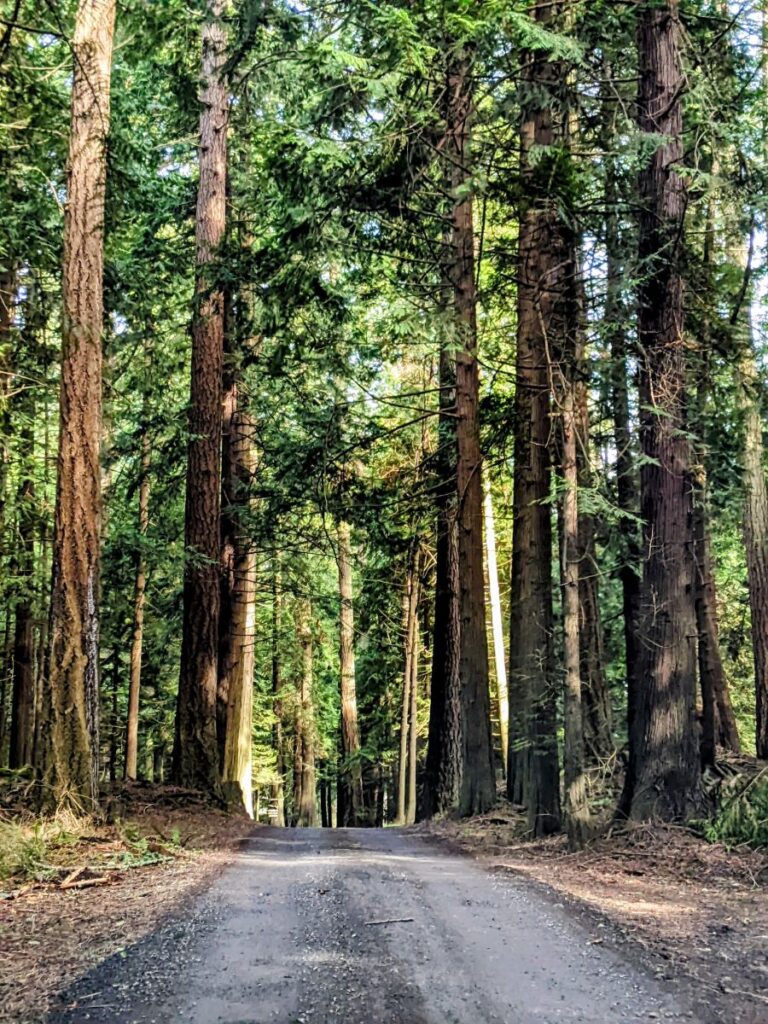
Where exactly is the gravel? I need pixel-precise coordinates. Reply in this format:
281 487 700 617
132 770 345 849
46 826 699 1024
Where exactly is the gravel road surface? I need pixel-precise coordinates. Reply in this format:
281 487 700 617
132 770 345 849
48 827 699 1024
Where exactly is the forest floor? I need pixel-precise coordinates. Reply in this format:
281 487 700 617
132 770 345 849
0 781 255 1024
420 805 768 1024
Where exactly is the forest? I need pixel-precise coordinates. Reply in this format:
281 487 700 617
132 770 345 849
5 1 768 1020
2 0 768 857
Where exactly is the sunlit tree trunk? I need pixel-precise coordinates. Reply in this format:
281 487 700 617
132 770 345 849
337 519 364 825
0 264 14 542
626 0 702 821
124 425 150 780
36 0 116 812
396 553 418 824
294 596 316 827
221 412 256 816
173 0 228 794
483 474 508 774
406 551 422 825
559 361 589 848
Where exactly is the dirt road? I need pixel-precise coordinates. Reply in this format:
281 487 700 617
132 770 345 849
48 827 699 1023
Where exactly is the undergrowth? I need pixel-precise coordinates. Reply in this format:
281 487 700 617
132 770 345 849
0 814 184 884
698 769 768 850
0 812 86 882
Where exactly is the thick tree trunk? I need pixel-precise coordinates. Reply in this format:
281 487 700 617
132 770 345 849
483 475 509 774
508 0 563 835
271 558 286 825
36 0 116 813
221 412 257 816
627 0 702 821
173 0 228 795
294 596 316 827
445 46 496 818
336 519 364 825
124 428 150 780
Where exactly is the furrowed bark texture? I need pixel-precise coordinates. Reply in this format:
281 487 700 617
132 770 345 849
509 0 563 834
628 0 702 821
173 0 228 794
36 0 116 812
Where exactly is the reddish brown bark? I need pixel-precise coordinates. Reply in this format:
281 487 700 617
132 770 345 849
173 0 228 794
627 0 702 821
36 0 116 812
